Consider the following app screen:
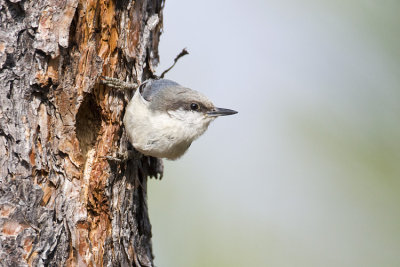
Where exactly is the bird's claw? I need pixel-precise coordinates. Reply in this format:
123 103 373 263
101 150 142 163
100 76 138 90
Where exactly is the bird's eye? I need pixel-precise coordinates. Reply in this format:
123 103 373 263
190 103 199 111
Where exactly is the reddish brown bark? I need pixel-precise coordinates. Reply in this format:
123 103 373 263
0 0 163 266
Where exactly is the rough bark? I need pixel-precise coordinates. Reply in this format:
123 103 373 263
0 0 164 266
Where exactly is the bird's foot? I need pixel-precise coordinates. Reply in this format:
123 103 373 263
102 150 142 163
100 76 138 90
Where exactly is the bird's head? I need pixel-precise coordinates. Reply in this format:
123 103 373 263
141 79 237 141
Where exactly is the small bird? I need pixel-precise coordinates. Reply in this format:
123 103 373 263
122 79 237 160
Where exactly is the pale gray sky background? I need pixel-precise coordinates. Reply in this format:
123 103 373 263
148 1 400 266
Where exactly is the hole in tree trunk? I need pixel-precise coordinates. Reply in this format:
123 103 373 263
75 94 101 158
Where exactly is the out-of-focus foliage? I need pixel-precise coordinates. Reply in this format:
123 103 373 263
148 0 400 266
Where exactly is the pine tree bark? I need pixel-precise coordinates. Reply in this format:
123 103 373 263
0 0 164 266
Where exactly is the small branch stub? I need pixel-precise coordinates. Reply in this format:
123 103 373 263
160 48 189 78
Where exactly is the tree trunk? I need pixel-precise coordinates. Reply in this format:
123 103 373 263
0 0 164 266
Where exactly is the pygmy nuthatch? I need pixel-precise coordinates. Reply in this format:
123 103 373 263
123 79 237 160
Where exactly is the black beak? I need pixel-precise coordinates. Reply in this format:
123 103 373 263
207 107 238 117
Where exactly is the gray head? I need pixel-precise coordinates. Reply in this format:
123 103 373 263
140 79 237 117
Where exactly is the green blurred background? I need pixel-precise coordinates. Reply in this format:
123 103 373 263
148 0 400 266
